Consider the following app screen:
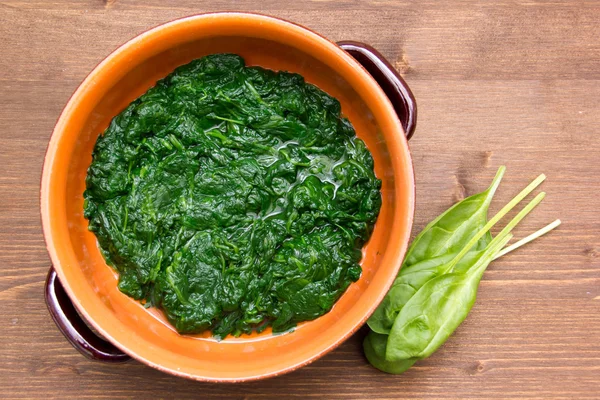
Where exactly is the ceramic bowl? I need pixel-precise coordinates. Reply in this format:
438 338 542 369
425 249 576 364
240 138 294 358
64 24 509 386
41 12 417 382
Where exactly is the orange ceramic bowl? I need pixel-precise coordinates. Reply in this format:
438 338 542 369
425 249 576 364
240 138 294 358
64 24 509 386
41 13 415 381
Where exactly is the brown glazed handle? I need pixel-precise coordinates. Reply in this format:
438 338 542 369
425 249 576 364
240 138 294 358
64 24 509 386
337 41 417 140
45 267 130 362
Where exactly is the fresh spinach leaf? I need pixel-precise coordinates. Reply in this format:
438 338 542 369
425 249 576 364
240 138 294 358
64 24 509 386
403 167 505 267
364 331 417 374
364 168 558 374
368 167 505 335
385 233 512 361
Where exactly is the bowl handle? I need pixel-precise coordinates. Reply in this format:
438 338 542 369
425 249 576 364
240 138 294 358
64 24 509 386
45 267 130 362
337 41 417 140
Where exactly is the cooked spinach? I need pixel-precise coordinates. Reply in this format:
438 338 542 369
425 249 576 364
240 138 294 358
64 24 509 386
364 167 560 374
84 54 382 339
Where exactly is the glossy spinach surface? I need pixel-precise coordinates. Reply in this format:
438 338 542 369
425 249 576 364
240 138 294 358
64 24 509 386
84 54 382 339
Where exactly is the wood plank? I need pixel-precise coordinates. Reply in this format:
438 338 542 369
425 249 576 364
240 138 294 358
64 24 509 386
0 0 599 398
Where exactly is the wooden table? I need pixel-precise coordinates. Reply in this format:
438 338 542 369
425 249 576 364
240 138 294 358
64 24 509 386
2 1 599 398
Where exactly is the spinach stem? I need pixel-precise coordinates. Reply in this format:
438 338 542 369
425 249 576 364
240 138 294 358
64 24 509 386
122 208 128 233
493 219 561 260
494 192 546 243
468 233 514 278
245 81 264 103
213 115 243 124
446 173 546 271
460 192 546 274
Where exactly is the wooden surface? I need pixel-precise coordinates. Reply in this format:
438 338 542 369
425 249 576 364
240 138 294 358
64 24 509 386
1 1 599 398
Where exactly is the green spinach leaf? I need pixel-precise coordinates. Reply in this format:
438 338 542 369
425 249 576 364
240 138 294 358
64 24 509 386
385 233 512 361
368 167 505 335
364 331 417 374
364 168 558 374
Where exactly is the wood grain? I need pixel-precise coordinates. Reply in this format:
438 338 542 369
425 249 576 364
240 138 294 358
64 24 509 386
1 1 599 398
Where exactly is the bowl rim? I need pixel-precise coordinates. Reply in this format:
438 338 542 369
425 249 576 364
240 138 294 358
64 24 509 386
40 11 415 382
